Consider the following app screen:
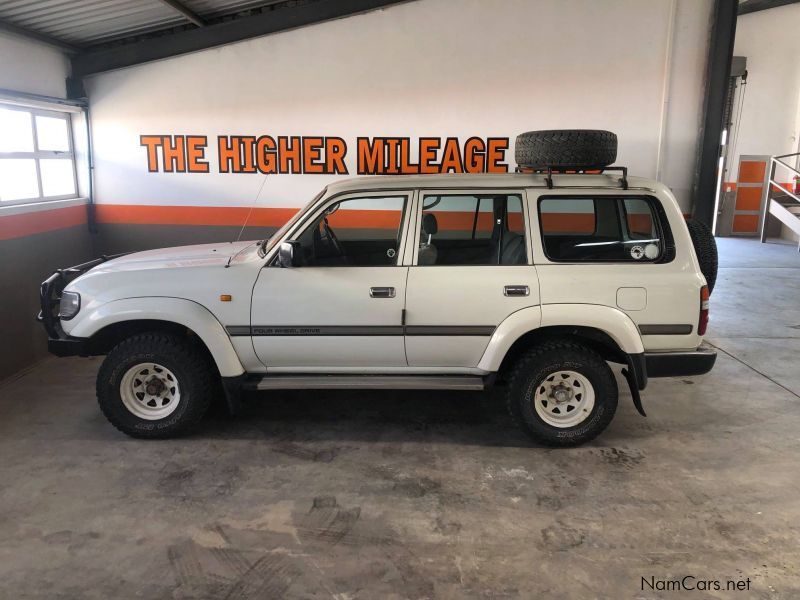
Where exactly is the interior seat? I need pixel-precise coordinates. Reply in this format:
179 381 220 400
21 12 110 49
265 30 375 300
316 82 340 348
489 200 526 265
418 213 438 265
499 231 526 264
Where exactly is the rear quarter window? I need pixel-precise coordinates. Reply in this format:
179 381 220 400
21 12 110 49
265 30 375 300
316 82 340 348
538 196 671 263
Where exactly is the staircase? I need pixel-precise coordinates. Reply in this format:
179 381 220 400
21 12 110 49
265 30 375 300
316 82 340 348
760 153 800 251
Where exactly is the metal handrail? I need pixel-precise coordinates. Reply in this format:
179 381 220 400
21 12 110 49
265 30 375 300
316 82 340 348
760 152 800 250
766 153 800 204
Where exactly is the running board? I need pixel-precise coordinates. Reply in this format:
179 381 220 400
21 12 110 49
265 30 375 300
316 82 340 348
244 375 486 391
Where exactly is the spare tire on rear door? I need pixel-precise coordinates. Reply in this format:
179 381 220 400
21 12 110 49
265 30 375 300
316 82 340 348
686 219 718 294
515 130 617 170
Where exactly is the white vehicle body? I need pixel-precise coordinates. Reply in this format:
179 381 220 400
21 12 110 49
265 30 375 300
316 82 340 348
40 171 716 442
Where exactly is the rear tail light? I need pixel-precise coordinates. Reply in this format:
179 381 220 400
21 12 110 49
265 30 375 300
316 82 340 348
698 285 710 336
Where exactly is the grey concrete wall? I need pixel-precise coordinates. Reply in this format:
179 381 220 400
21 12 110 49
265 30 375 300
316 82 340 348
0 225 94 381
0 218 271 382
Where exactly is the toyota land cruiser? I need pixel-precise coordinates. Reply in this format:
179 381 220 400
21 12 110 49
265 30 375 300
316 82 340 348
38 130 717 446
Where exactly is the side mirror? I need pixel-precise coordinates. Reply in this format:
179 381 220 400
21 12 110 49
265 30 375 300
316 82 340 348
278 241 301 268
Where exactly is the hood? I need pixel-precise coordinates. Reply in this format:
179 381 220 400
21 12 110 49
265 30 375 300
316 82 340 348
95 241 259 272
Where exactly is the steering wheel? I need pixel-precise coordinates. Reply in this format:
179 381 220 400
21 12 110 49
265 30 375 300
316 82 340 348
322 217 347 263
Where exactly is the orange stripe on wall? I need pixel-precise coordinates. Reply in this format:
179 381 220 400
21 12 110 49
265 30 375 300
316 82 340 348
328 209 403 229
94 205 527 231
0 205 87 241
541 213 595 233
94 205 299 227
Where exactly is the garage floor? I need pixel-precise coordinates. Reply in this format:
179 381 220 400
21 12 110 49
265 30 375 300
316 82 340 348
1 237 798 599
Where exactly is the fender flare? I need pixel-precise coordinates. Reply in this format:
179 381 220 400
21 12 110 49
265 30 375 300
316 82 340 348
477 304 644 372
477 306 542 372
67 297 245 377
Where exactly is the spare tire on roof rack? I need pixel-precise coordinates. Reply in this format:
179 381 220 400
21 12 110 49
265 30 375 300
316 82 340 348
515 130 618 170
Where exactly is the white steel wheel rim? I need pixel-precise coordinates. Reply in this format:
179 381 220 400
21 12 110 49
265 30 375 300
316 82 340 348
120 363 181 420
533 370 595 428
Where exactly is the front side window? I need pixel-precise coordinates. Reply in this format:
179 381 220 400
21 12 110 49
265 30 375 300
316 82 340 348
0 104 77 204
417 194 527 265
538 196 664 262
294 195 407 266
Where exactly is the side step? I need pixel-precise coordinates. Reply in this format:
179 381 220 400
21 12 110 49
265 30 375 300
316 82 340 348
243 374 486 391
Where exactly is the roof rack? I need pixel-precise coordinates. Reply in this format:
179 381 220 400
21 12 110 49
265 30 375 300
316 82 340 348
514 165 629 190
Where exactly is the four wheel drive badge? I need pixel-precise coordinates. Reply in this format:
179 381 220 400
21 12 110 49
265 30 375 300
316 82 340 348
630 245 645 260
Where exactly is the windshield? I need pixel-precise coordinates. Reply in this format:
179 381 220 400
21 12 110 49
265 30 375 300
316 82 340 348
260 187 327 256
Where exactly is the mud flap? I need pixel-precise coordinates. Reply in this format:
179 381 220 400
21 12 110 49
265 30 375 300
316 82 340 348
221 374 246 416
623 353 647 417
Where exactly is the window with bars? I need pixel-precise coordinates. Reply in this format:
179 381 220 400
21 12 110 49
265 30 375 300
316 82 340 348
0 103 77 204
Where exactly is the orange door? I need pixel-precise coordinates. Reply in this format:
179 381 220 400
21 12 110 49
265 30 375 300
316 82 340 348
731 156 767 235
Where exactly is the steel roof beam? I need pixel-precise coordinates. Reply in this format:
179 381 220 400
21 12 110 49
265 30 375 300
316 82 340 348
71 0 409 78
738 0 800 15
157 0 207 27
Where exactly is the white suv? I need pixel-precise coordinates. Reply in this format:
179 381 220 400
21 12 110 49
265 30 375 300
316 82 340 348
39 130 717 446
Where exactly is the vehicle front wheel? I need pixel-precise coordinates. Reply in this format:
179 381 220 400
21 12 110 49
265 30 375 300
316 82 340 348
506 341 618 447
96 333 214 439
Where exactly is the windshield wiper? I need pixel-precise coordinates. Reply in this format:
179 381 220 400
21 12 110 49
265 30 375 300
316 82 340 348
257 237 271 257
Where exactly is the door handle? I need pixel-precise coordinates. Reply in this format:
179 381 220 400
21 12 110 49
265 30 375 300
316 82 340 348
504 285 529 297
370 286 396 298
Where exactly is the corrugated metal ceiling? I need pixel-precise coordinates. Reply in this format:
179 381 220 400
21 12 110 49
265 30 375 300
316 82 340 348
0 0 285 48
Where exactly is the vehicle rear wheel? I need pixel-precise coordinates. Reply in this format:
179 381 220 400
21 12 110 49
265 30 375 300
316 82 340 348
506 341 618 447
97 333 214 439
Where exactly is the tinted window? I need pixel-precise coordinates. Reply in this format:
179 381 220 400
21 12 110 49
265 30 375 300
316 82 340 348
417 194 526 265
295 195 406 266
539 196 663 262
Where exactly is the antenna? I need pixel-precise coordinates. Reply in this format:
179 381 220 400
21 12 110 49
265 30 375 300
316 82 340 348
226 174 269 268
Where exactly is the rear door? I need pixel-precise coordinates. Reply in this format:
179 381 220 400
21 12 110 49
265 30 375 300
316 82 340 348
404 190 541 367
531 191 702 351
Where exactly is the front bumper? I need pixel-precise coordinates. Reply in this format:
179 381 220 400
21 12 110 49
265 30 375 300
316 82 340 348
48 336 90 357
37 254 128 354
644 345 717 378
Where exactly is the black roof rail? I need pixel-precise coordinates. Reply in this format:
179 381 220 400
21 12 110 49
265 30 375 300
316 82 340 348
514 165 629 190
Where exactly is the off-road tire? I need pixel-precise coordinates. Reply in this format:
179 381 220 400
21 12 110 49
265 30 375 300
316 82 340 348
515 130 617 169
506 341 618 447
97 333 214 439
686 218 718 294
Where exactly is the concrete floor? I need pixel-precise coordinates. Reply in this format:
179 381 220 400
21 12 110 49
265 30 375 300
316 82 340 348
1 238 798 599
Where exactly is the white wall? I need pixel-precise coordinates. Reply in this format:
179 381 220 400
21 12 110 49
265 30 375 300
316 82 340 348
732 4 800 242
733 4 800 165
0 32 69 97
86 0 713 214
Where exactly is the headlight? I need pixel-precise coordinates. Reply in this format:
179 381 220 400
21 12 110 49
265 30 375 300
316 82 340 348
59 291 81 320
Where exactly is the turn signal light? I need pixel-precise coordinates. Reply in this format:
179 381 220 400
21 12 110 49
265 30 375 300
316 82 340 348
698 286 710 336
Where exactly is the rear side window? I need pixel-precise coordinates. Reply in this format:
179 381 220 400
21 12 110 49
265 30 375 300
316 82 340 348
538 196 664 262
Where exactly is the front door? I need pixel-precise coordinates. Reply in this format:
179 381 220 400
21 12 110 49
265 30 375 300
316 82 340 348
251 192 412 369
404 191 541 367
